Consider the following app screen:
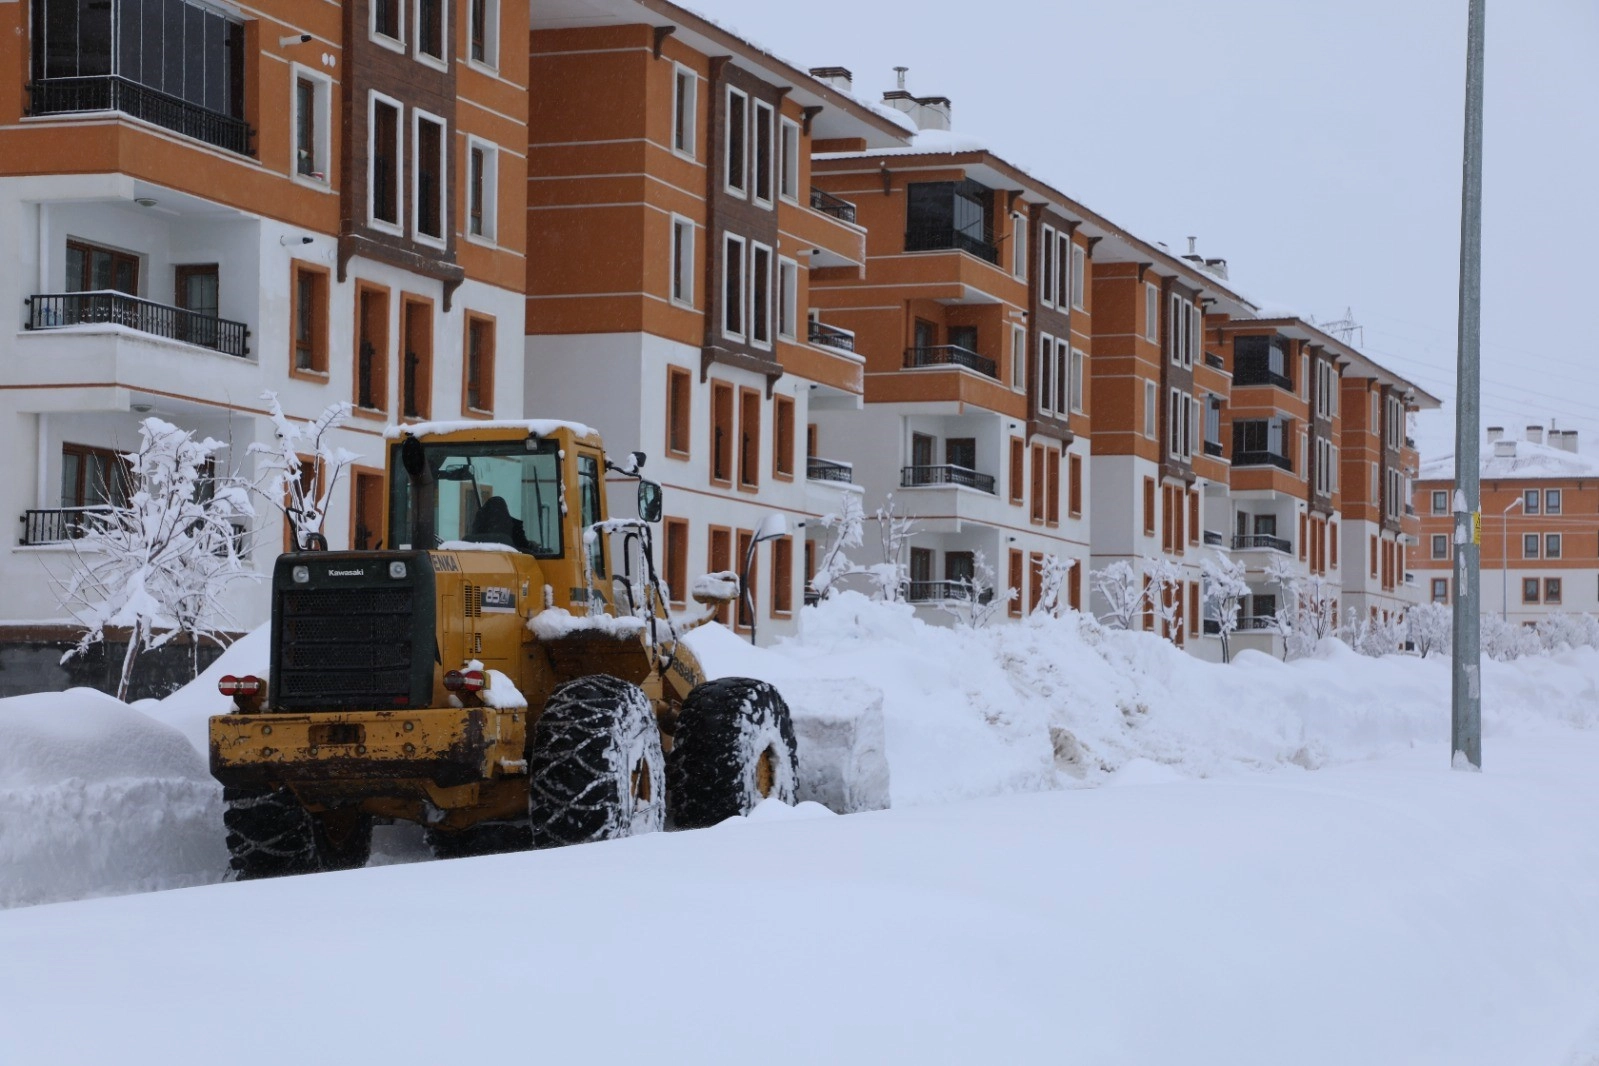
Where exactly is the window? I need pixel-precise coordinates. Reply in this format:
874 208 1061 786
1070 349 1085 413
752 100 774 206
710 382 734 483
670 216 694 307
708 527 732 624
773 395 794 479
779 118 800 201
1068 453 1082 516
725 88 748 195
771 537 793 616
1143 477 1156 536
664 518 689 605
1040 225 1056 307
1145 282 1160 341
1523 577 1540 604
1431 533 1449 560
1030 444 1045 524
1432 489 1448 514
401 297 432 419
355 284 389 413
1071 244 1086 308
1432 578 1448 604
777 258 798 340
173 263 219 346
1524 489 1541 515
464 315 494 414
749 243 773 348
1010 325 1026 393
1144 381 1157 438
293 72 330 182
413 112 446 243
416 0 445 64
467 140 498 241
1011 213 1027 278
1546 489 1562 515
1546 577 1563 605
373 0 403 41
722 235 746 339
352 469 385 550
1029 553 1045 614
60 443 130 509
1038 336 1055 416
673 66 697 157
1057 232 1071 309
290 263 328 375
1233 335 1293 389
469 0 499 67
736 529 756 630
666 367 692 458
1009 439 1024 504
1009 550 1024 618
1046 449 1060 525
738 389 760 487
1524 533 1540 559
66 240 138 295
1169 389 1183 458
1546 533 1562 559
904 180 996 262
370 95 402 229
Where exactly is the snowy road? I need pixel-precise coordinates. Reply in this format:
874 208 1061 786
3 733 1598 1065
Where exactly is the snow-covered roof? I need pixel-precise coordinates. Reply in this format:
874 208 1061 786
815 126 991 161
1419 438 1599 482
386 419 600 442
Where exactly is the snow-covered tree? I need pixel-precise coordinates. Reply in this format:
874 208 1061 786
939 550 1016 629
1093 561 1149 630
1481 613 1541 661
249 393 358 550
1264 558 1337 660
1145 557 1185 639
1535 612 1599 653
810 491 866 600
1200 556 1250 663
1348 609 1404 658
1030 554 1077 619
868 494 917 603
56 418 256 699
1404 603 1452 659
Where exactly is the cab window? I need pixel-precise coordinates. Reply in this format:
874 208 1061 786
578 452 605 578
388 439 563 556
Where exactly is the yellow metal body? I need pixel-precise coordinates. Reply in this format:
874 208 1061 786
208 422 706 829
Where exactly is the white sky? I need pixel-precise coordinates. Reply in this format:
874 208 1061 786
685 0 1599 463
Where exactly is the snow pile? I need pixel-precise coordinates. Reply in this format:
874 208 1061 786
528 607 646 641
0 689 225 909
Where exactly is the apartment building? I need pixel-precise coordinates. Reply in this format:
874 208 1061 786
0 0 528 640
525 3 911 637
1414 425 1599 623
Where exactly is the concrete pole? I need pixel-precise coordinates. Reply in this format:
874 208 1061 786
1451 0 1486 770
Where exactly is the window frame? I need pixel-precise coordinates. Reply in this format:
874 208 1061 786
1069 348 1085 414
462 312 495 416
353 281 390 416
289 260 330 378
665 365 692 459
1432 578 1448 604
1523 532 1540 559
1546 533 1562 559
1145 281 1160 342
410 108 448 248
371 0 406 50
772 394 795 481
710 381 734 485
724 86 749 198
1011 212 1028 279
721 233 746 341
672 64 698 159
465 135 499 244
776 256 798 341
468 0 500 71
751 98 775 208
1546 489 1562 515
748 241 774 350
1524 488 1541 515
1523 577 1541 604
368 92 405 234
1070 244 1086 309
663 517 689 606
778 116 801 203
771 535 794 617
290 65 332 186
1144 380 1157 439
1546 577 1563 605
414 0 448 69
1039 225 1056 309
670 214 695 308
1431 533 1448 560
1432 489 1449 514
737 386 762 491
1010 324 1026 394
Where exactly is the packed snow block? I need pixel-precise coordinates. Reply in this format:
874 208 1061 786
776 679 890 814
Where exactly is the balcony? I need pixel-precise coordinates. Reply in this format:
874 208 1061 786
27 292 250 359
806 457 855 484
1203 530 1225 547
901 465 997 495
19 507 109 546
1232 534 1292 554
28 76 252 157
1238 615 1279 631
904 345 997 379
808 320 856 353
1233 367 1294 392
905 222 999 265
907 580 995 605
809 186 857 225
1232 451 1293 472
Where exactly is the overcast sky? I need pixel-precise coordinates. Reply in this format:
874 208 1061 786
689 0 1598 464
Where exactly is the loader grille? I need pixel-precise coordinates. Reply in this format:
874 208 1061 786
273 579 423 710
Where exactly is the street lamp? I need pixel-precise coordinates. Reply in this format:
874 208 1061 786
1502 494 1523 620
740 512 789 646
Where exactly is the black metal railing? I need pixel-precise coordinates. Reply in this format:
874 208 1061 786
905 222 999 264
20 507 110 546
1204 352 1226 369
806 457 854 483
1233 367 1294 392
808 320 856 352
1203 439 1225 458
28 292 250 358
809 186 858 224
901 465 997 494
803 585 821 608
1203 530 1224 547
907 580 995 605
28 76 252 156
1232 450 1293 472
1238 615 1278 631
1232 534 1292 554
903 345 997 378
1404 504 1416 516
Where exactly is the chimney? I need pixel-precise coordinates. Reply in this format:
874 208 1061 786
1526 424 1544 446
1203 257 1230 280
881 68 952 132
809 66 853 94
1486 426 1504 443
1561 430 1580 454
1494 439 1517 458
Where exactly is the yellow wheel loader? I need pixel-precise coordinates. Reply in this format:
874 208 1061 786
209 420 796 878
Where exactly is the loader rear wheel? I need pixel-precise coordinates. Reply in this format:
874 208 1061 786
527 674 665 849
312 807 374 872
423 820 532 860
224 788 373 879
666 678 797 829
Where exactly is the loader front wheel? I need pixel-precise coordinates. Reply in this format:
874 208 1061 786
667 678 797 829
527 674 665 849
423 820 532 860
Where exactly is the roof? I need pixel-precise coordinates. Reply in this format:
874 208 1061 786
1226 318 1443 409
1419 438 1599 482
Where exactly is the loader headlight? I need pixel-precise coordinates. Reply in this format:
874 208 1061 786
292 565 310 584
389 561 408 579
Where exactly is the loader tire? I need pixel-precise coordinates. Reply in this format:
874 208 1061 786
527 674 665 849
311 807 374 872
224 786 318 880
666 677 797 829
423 820 532 860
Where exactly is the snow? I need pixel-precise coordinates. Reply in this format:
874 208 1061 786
816 125 991 160
527 607 647 641
385 418 598 441
1420 436 1599 481
689 570 740 601
437 539 521 553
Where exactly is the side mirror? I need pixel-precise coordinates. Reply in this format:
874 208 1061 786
637 480 663 524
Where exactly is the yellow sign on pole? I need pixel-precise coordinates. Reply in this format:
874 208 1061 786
1472 512 1482 544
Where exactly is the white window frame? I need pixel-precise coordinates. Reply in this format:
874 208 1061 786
670 215 695 308
1071 244 1086 309
672 65 698 160
1057 232 1071 309
722 233 746 340
410 108 448 248
1009 324 1026 394
1188 395 1199 458
777 256 798 341
1144 282 1159 341
1011 212 1027 279
778 117 800 203
1331 445 1338 493
1069 348 1085 413
748 241 774 349
751 99 775 209
1168 388 1183 459
413 0 448 70
1547 533 1562 559
1038 335 1055 416
1039 225 1056 309
1144 380 1157 439
1432 533 1448 560
725 87 749 198
1523 532 1540 560
289 64 333 188
1546 488 1563 514
467 0 500 72
465 135 498 244
370 0 406 51
367 91 405 235
1055 341 1069 416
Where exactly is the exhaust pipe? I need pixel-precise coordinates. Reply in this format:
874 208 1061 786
400 435 436 549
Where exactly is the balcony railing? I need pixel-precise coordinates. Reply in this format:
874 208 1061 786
1203 530 1225 547
1232 450 1293 472
803 585 821 608
808 320 856 353
1238 615 1279 631
901 465 997 495
1232 534 1292 554
1204 352 1226 370
27 292 250 358
20 506 110 546
1234 367 1294 392
904 345 997 379
1203 439 1225 458
807 457 855 484
905 222 999 264
809 186 857 224
1404 504 1416 516
907 580 995 605
28 76 252 156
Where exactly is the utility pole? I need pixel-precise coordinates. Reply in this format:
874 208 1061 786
1451 0 1486 770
